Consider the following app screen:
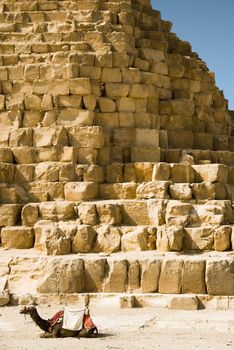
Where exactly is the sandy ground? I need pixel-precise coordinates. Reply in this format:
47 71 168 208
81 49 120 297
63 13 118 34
1 304 234 350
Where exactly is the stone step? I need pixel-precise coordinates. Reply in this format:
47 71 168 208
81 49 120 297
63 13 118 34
0 42 91 54
0 251 233 296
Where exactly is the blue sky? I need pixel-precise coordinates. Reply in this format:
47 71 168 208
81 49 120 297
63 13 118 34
152 0 234 109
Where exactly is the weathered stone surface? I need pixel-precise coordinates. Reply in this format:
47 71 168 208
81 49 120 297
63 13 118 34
39 201 75 221
206 259 234 295
34 226 71 255
103 260 127 293
193 164 228 183
64 182 98 201
168 296 198 310
94 225 121 253
157 225 183 251
78 203 98 225
121 227 148 252
158 259 183 294
0 204 21 226
214 225 231 251
121 201 150 225
1 227 34 249
184 227 214 251
136 181 170 199
182 259 206 294
152 163 170 181
84 259 106 292
72 225 96 253
140 259 161 293
21 204 39 226
169 183 192 200
96 203 122 225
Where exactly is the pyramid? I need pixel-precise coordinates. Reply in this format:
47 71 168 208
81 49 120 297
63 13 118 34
0 0 234 305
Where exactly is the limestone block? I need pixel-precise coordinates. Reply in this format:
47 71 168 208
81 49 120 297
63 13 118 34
105 83 129 97
158 259 183 294
182 259 206 294
0 163 14 183
121 68 141 83
59 163 76 182
0 187 18 205
41 94 53 111
131 146 161 162
168 130 194 149
78 203 98 226
169 183 193 200
101 67 121 83
98 97 116 112
72 225 96 253
171 99 195 117
134 112 152 128
95 112 119 129
42 111 57 126
103 260 127 293
15 164 34 183
21 204 39 227
35 163 59 182
193 164 228 183
33 126 68 147
96 203 122 225
0 205 21 226
39 201 75 221
206 259 234 295
0 277 9 306
170 164 194 183
24 94 42 110
152 163 170 181
168 296 198 310
0 109 21 129
195 204 224 226
157 225 183 251
68 126 105 148
99 183 137 199
121 201 150 225
23 111 43 127
119 112 134 127
128 260 140 292
82 165 104 183
134 162 153 182
83 95 96 111
59 95 82 108
1 226 34 249
64 182 98 201
192 182 215 200
37 259 84 293
134 57 150 71
34 226 71 255
0 148 13 163
58 146 77 163
9 128 33 147
105 164 123 183
58 109 94 126
121 227 148 252
184 227 214 251
140 259 161 293
35 147 58 162
94 225 121 253
116 97 136 112
213 225 231 251
136 181 170 199
147 199 166 226
78 148 98 165
0 129 9 147
135 129 159 147
84 259 106 292
194 133 213 150
69 78 91 95
33 80 69 96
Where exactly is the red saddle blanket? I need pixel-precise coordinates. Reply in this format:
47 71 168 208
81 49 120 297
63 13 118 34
48 309 96 330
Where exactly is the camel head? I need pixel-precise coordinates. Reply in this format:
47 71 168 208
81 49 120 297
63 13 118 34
20 306 36 315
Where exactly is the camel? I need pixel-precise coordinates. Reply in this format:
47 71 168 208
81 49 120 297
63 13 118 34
20 305 98 338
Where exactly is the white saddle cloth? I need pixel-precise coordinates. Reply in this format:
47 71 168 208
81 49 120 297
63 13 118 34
62 306 86 331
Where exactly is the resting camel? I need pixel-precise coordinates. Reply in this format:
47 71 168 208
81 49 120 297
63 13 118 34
20 306 98 338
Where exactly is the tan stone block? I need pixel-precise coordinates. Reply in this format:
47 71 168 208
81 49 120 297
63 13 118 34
12 147 35 164
136 181 170 199
0 148 13 163
39 201 75 221
33 80 70 96
84 259 106 292
193 164 228 183
34 163 59 182
168 296 198 310
24 64 40 81
35 146 58 162
78 148 98 165
0 128 9 147
184 227 214 251
78 203 98 226
170 164 194 183
121 227 148 252
41 111 57 126
168 130 194 149
79 66 101 79
59 163 76 182
15 164 34 183
134 162 153 182
192 182 216 200
9 128 33 147
105 83 129 97
158 259 183 294
41 94 53 111
96 203 122 225
58 109 94 127
99 183 136 199
214 225 231 251
34 226 71 255
0 67 8 80
116 97 136 112
0 95 5 110
0 187 18 204
147 199 166 226
195 204 224 226
101 68 121 83
69 78 91 95
105 164 123 183
121 201 150 225
119 112 134 127
64 182 98 201
140 259 161 293
83 95 96 110
82 165 104 182
68 126 105 148
139 48 165 62
0 163 14 183
8 66 24 80
131 147 161 162
72 225 96 253
182 259 206 294
169 183 193 200
98 98 116 112
21 204 39 227
0 205 21 226
0 109 21 129
152 163 170 181
1 226 34 249
157 225 183 251
103 260 127 292
94 225 121 253
133 57 150 71
95 112 119 129
59 95 82 108
58 146 77 163
121 68 141 83
206 259 234 295
23 111 43 127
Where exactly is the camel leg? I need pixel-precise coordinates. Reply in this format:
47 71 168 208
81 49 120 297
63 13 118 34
79 327 98 338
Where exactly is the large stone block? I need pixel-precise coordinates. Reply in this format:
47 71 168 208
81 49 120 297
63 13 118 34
21 204 39 227
96 203 122 225
170 164 194 183
64 182 98 201
157 225 183 251
78 203 98 225
84 259 106 292
158 259 183 294
34 226 71 255
184 227 214 251
72 225 96 253
213 225 231 251
33 126 68 147
103 260 127 293
152 163 170 181
1 226 34 249
182 259 206 294
136 181 170 199
131 146 161 162
69 78 91 95
99 183 137 199
121 201 150 225
68 126 105 148
94 225 121 253
34 163 60 182
140 259 161 293
193 164 228 183
206 259 234 295
121 227 148 252
169 183 193 200
192 182 216 200
58 109 94 127
39 201 75 221
0 204 21 226
15 164 35 183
